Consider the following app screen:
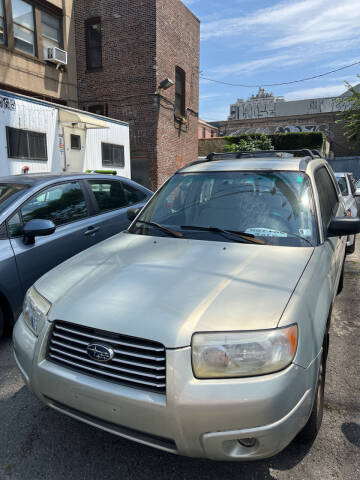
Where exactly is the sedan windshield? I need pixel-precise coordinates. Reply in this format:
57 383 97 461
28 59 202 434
130 171 318 247
0 183 29 214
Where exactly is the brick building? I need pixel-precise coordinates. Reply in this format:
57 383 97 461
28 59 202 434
198 118 218 139
74 0 200 190
0 0 77 106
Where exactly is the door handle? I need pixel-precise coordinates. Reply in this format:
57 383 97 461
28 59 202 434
84 226 100 236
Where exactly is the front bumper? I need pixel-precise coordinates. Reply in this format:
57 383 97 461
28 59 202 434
13 315 319 461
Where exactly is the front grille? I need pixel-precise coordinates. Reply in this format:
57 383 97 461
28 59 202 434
47 321 166 393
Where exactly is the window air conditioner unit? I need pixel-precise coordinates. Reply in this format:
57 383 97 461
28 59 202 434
45 47 68 65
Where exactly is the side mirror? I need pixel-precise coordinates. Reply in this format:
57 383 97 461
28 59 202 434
127 207 141 222
327 217 360 238
23 219 56 245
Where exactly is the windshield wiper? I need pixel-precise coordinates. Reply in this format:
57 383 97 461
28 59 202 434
180 225 265 245
135 220 184 238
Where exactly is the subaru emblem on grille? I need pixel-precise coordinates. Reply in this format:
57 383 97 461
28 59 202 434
87 343 114 362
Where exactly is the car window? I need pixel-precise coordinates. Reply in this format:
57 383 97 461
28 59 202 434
7 212 23 238
348 175 356 195
121 182 148 206
0 183 30 214
315 167 339 227
131 171 318 247
21 182 88 227
88 180 128 211
336 176 348 196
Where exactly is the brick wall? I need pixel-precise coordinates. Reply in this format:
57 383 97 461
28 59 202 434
75 0 199 190
198 138 226 156
155 0 200 186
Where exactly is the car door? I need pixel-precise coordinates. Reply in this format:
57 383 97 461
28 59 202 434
84 178 150 242
314 167 346 297
8 181 101 294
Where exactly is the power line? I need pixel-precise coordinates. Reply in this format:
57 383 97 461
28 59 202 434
200 60 360 88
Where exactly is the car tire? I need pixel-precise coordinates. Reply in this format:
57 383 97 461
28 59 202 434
337 260 345 294
346 236 356 255
297 349 326 443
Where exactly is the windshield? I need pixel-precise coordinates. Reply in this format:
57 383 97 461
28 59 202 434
0 183 29 214
336 176 349 196
130 171 318 247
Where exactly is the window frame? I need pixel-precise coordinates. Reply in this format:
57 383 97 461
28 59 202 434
1 0 63 61
86 179 128 214
85 16 102 71
314 166 340 231
101 142 125 168
7 180 91 237
87 104 107 116
0 0 7 46
175 66 186 117
40 9 62 58
6 126 47 161
70 134 81 150
11 0 36 56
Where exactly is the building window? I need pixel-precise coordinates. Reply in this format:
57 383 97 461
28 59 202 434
87 104 107 116
11 0 35 55
101 142 124 168
71 134 81 150
85 18 102 70
175 66 186 117
41 11 61 57
6 127 47 160
202 127 206 139
0 0 5 44
211 130 215 138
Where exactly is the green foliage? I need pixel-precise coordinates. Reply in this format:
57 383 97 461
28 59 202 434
224 133 273 152
86 169 117 175
224 132 325 152
336 77 360 141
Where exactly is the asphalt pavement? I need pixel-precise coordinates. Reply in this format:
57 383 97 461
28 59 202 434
0 240 359 480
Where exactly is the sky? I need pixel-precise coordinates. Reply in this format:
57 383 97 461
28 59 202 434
183 0 360 122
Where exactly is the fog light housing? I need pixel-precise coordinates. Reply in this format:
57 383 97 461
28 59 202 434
238 437 257 448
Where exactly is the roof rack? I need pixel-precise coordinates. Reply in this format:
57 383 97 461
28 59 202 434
206 149 319 162
176 149 323 173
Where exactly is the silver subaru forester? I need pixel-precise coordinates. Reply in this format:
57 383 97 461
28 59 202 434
13 150 360 461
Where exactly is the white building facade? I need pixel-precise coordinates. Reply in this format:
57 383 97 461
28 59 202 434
228 87 345 121
0 90 131 178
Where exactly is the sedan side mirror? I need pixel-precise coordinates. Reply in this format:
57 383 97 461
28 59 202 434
327 217 360 238
127 207 141 222
23 219 56 245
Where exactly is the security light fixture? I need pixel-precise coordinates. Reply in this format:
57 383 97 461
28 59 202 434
158 78 174 90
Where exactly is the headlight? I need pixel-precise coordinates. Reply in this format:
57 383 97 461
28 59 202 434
23 286 51 336
192 325 298 378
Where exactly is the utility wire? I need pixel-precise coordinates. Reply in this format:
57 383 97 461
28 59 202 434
200 60 360 88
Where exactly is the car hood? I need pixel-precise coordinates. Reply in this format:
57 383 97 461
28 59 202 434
36 233 313 348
